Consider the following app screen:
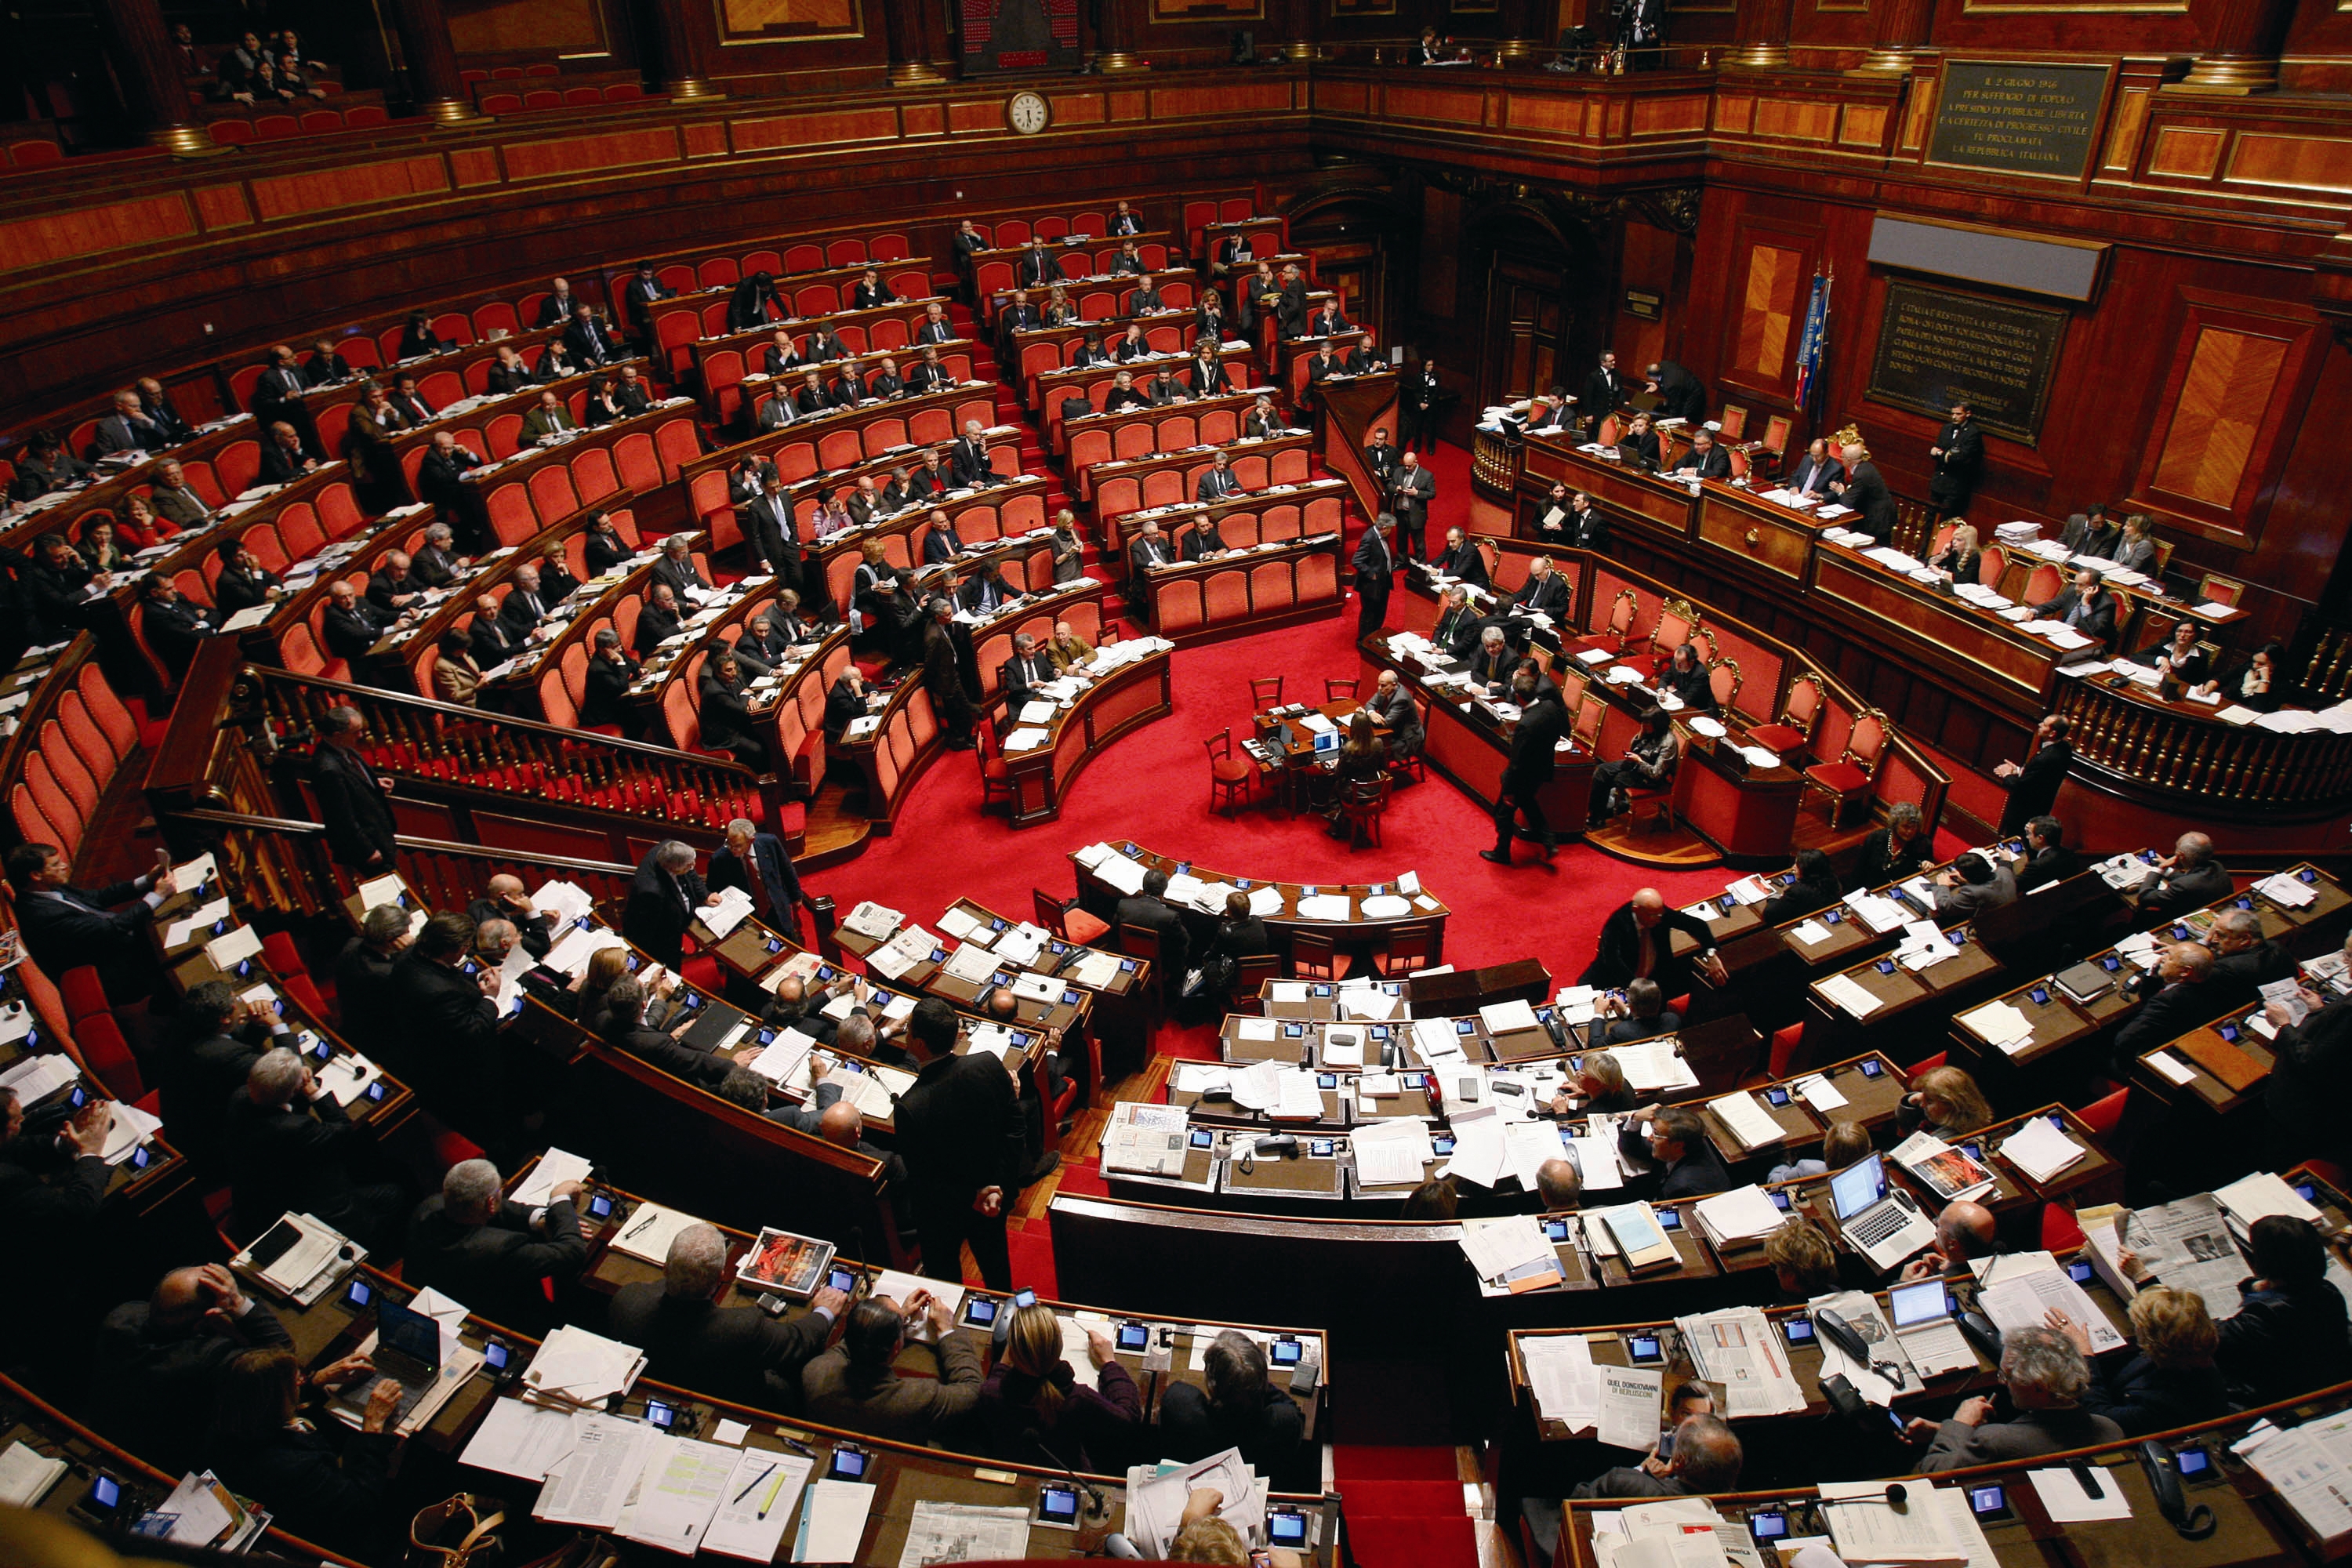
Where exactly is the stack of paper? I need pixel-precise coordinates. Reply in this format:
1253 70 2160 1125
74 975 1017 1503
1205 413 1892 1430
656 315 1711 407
515 1148 594 1206
534 1414 654 1530
2236 1411 2352 1553
1122 1449 1269 1559
1892 1131 1997 1203
608 1203 703 1266
1352 1116 1436 1187
1102 1102 1191 1177
1974 1257 2126 1355
1998 1116 2086 1181
524 1324 648 1406
1691 1185 1787 1247
0 1441 67 1508
1958 999 2034 1054
2215 1170 2323 1230
1675 1306 1806 1415
1480 998 1541 1036
1817 973 1882 1019
1709 1092 1785 1151
840 901 902 940
1521 1335 1602 1430
2258 871 2320 909
699 885 757 939
1609 1040 1699 1093
1818 1480 1980 1565
1459 1214 1558 1284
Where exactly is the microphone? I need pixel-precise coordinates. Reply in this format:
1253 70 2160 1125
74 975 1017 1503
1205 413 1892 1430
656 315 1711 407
1022 1428 1109 1522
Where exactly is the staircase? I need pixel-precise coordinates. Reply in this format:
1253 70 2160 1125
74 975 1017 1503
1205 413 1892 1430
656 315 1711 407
1334 1446 1485 1568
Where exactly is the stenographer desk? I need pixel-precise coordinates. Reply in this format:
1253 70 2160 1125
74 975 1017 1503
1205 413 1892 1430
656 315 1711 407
1248 959 1552 1022
1069 840 1450 977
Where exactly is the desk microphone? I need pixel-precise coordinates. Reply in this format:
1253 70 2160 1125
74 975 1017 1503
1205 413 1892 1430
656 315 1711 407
1023 1428 1109 1522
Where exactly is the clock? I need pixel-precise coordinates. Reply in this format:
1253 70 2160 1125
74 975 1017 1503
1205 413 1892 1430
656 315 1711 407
1007 91 1051 136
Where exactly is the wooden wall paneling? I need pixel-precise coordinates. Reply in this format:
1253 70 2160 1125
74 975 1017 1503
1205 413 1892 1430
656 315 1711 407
2129 291 2328 546
1922 0 2196 57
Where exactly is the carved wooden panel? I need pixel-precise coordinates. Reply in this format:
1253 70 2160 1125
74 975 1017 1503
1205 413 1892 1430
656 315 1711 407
0 194 194 270
2227 132 2352 194
1753 97 1838 142
503 127 681 180
252 157 449 222
2147 326 2288 510
1732 241 1806 387
2147 125 2224 180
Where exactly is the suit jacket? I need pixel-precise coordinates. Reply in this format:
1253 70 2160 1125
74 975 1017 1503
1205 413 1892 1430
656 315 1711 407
499 586 549 640
1305 352 1345 383
96 412 172 455
416 446 479 508
1112 894 1189 978
1616 431 1662 471
582 653 641 728
2032 586 2118 645
2269 994 2352 1147
2136 858 2232 920
2002 741 2072 830
1388 464 1437 522
1372 687 1423 753
708 833 804 925
387 947 503 1097
622 275 673 322
2014 844 2082 894
1198 466 1243 502
535 293 579 328
1582 901 1716 994
1616 1125 1732 1202
1504 565 1569 613
1929 421 1984 503
916 318 958 344
1181 525 1227 562
522 405 578 444
303 352 355 388
259 441 315 485
803 1331 986 1444
1755 875 1841 927
141 597 212 673
1917 1408 2123 1474
1018 250 1065 285
1504 691 1568 787
223 1090 373 1233
1468 646 1516 690
1000 652 1056 706
406 1196 585 1334
950 437 996 488
1581 367 1625 419
1351 528 1396 590
623 850 708 967
606 1014 733 1088
93 1298 292 1467
310 743 396 869
824 677 867 739
652 554 709 599
485 361 533 397
922 527 965 564
156 1026 266 1161
321 601 390 662
470 615 523 668
214 567 284 615
1432 605 1484 659
1671 446 1733 479
1785 454 1845 496
1933 862 2019 923
699 674 758 753
2111 536 2158 575
564 315 619 365
151 484 214 528
1839 461 1897 542
609 1284 833 1409
1128 535 1174 575
2113 976 2232 1067
896 1051 1025 1207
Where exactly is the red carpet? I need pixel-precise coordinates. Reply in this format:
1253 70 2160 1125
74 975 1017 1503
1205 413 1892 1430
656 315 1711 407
1334 1446 1479 1568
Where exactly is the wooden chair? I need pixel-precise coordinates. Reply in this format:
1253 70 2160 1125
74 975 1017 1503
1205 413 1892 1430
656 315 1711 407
1570 693 1607 753
1650 596 1700 665
1249 675 1284 710
1370 917 1443 977
1389 699 1430 785
1707 657 1744 713
1116 921 1167 1021
1718 405 1748 441
1325 677 1359 703
1337 775 1390 848
1748 672 1824 759
1206 728 1255 817
975 723 1014 812
1804 708 1889 826
1290 928 1341 980
1231 953 1280 1006
1622 731 1685 834
2198 572 2245 608
1035 887 1110 946
1573 588 1641 658
1761 414 1791 456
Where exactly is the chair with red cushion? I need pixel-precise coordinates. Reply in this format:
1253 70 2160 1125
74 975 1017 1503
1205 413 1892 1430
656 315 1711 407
1035 888 1110 948
2039 1201 2087 1254
260 931 328 1019
1911 1051 1947 1075
1769 1022 1806 1079
1572 588 1641 659
975 723 1014 813
2078 1088 2129 1138
1748 672 1824 760
1205 728 1254 817
1803 708 1889 827
76 1013 154 1108
58 966 111 1027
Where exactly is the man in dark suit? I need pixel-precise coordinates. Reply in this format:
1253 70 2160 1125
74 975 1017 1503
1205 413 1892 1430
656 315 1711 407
1643 358 1706 421
895 998 1028 1289
1929 401 1984 517
93 1264 292 1469
2031 568 2118 649
1109 200 1143 235
468 593 524 668
789 368 829 417
309 706 397 871
303 339 356 388
1513 554 1571 616
623 840 713 968
652 537 710 601
93 390 173 456
824 666 870 742
135 572 212 677
1352 514 1398 638
1387 450 1436 559
1274 266 1311 339
249 346 309 430
1305 344 1345 386
1128 520 1174 593
2262 953 2352 1160
522 389 579 445
603 975 750 1088
5 841 172 1002
2208 906 2297 1007
1482 665 1567 862
1000 633 1057 709
915 302 956 345
920 510 965 564
1182 514 1229 561
2133 831 2233 920
828 361 870 408
581 630 645 739
622 262 674 340
1197 452 1243 502
1428 527 1486 585
1017 241 1064 288
709 818 811 935
223 1048 405 1249
496 565 550 643
258 420 321 485
1467 626 1516 695
1115 869 1190 991
415 431 481 520
1582 887 1729 995
612 1224 846 1410
320 579 396 670
564 303 619 366
736 476 800 591
1995 715 2073 835
922 597 977 749
949 421 1000 488
1370 669 1423 759
1432 587 1483 660
387 913 513 1152
154 981 292 1164
2013 815 2081 893
1581 352 1626 437
1931 851 2018 923
904 346 953 396
535 279 579 328
1618 1106 1731 1201
407 1160 585 1335
1784 439 1844 500
149 458 215 529
2112 942 2221 1075
1831 442 1898 543
1670 430 1733 479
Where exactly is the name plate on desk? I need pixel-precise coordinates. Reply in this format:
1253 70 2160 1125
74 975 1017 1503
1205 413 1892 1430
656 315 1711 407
1865 280 2067 444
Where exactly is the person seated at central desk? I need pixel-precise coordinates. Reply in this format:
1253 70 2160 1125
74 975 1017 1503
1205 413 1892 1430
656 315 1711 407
1317 711 1388 835
1668 429 1732 480
2014 815 2079 893
2047 1287 2227 1438
1617 411 1661 470
1160 1330 1306 1486
803 1291 985 1446
1432 586 1484 661
1857 800 1932 887
601 974 762 1089
1595 978 1678 1045
1657 643 1715 713
1926 518 1981 584
1907 1325 2122 1471
406 1160 586 1336
1930 851 2016 923
1617 1105 1730 1202
610 1224 845 1412
976 1302 1142 1473
1102 368 1149 414
1184 513 1232 561
1589 706 1678 826
1756 848 1840 924
2198 639 2289 713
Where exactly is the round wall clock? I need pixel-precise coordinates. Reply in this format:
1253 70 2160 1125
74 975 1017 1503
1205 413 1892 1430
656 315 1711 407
1007 91 1051 136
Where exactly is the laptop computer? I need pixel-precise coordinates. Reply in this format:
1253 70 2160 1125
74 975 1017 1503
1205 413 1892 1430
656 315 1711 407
1828 1151 1936 1272
370 1297 445 1424
1312 729 1341 757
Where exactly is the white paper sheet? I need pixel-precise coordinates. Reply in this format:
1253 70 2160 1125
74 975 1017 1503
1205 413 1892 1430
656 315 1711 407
701 1450 815 1563
792 1479 877 1563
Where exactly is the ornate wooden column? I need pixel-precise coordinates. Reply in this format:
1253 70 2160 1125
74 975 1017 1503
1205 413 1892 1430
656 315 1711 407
884 0 958 84
1283 0 1318 60
386 0 481 122
650 0 726 98
1724 0 1794 69
1854 0 1933 72
2175 0 2292 92
1093 0 1148 71
93 0 209 151
1496 0 1539 60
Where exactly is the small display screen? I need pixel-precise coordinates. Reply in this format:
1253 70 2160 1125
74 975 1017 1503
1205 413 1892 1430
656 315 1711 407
1189 1129 1214 1149
1268 1510 1308 1546
964 1298 1000 1327
2177 1446 2212 1478
1748 1512 1788 1541
1625 1334 1663 1362
1269 1339 1304 1365
1310 1138 1334 1157
827 1449 867 1480
343 1278 374 1310
88 1475 121 1511
1859 1059 1884 1077
586 1193 615 1219
1783 1318 1815 1346
485 1341 511 1371
1543 1218 1570 1241
644 1399 676 1428
827 1267 857 1293
366 1081 388 1102
1013 1288 1037 1308
1037 1484 1080 1523
1968 1485 2010 1520
1658 1208 1682 1230
1116 1323 1149 1352
1765 1087 1789 1106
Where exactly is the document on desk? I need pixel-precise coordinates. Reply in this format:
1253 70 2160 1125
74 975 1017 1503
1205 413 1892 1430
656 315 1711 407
1809 1290 1920 1404
535 1414 654 1530
1412 1017 1465 1065
700 1450 814 1563
1675 1307 1806 1416
1271 1069 1327 1120
699 886 757 940
2114 1193 2248 1317
2216 1169 2324 1230
1227 1059 1281 1111
1123 1449 1268 1559
2234 1411 2352 1552
514 1147 595 1207
1352 1117 1435 1187
791 1479 876 1563
162 898 233 949
1459 1214 1555 1284
1296 893 1354 922
615 1434 738 1555
1788 918 1833 948
895 1501 1033 1566
2027 1465 2133 1523
459 1397 579 1480
1710 1092 1785 1152
1341 989 1400 1021
610 1203 705 1267
938 942 1000 985
1597 1363 1665 1452
870 1268 965 1320
1998 1115 2086 1182
1502 1119 1566 1190
1792 1073 1848 1112
1094 854 1149 895
1522 1334 1601 1431
1479 998 1541 1035
1978 1267 2125 1354
1172 1061 1231 1094
1321 1029 1366 1068
1956 1000 2034 1055
1609 1040 1698 1093
1817 1480 1969 1563
996 924 1050 968
1691 1185 1786 1247
1568 1135 1623 1192
357 872 409 909
1443 1102 1508 1188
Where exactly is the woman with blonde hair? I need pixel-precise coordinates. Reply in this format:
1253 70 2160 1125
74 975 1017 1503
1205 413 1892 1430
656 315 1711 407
1929 518 1980 584
2049 1287 2226 1436
1550 1049 1637 1116
975 1302 1141 1471
1901 1064 1993 1137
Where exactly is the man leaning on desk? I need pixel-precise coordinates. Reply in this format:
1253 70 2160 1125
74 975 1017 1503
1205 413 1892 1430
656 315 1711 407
804 1289 984 1444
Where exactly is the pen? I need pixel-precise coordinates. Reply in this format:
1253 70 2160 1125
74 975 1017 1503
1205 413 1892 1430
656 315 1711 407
731 1462 777 1505
757 1466 790 1520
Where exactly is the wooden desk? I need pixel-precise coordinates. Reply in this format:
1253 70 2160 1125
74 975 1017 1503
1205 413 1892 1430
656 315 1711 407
1000 644 1172 826
1042 347 1265 452
1078 427 1313 508
1134 529 1344 645
1104 475 1351 555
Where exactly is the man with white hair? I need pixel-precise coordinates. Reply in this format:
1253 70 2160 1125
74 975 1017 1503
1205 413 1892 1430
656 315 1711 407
222 1047 405 1250
608 1223 848 1408
708 817 812 936
1908 1324 2122 1469
1828 441 1895 543
950 419 1002 488
623 839 718 967
407 1159 586 1333
2133 830 2232 920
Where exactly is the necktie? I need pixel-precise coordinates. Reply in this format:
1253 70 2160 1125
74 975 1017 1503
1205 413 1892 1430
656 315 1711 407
742 845 771 916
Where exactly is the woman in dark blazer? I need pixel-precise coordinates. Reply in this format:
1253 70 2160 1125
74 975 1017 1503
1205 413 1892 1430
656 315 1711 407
1857 799 1933 886
2202 640 2290 713
1616 412 1663 471
975 1305 1142 1472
